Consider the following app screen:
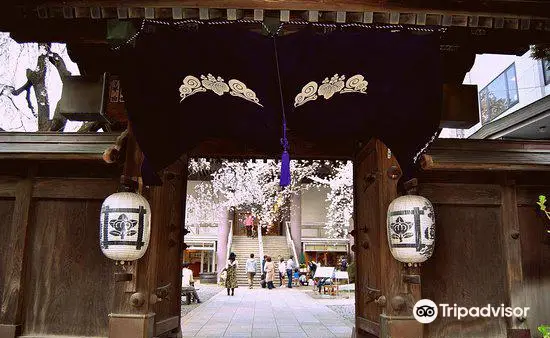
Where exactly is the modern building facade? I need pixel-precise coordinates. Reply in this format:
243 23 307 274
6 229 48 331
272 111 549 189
440 50 550 139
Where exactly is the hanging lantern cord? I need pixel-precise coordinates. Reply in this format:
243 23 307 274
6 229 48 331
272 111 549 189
273 37 291 187
273 38 288 153
119 175 138 193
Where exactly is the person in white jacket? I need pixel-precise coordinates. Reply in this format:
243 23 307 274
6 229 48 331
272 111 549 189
278 258 286 287
182 263 201 303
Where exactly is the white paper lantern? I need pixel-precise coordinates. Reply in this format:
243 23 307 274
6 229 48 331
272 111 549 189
387 195 435 264
100 192 151 262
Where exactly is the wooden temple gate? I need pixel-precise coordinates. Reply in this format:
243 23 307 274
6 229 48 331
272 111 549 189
0 1 550 338
0 134 549 338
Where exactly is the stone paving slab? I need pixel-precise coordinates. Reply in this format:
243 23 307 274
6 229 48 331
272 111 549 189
181 287 353 338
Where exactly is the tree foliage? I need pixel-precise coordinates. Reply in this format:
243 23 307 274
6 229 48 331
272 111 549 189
531 44 550 63
0 33 81 131
479 88 508 124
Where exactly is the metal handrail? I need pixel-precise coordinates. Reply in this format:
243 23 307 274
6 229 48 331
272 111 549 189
186 222 218 235
257 222 264 273
225 220 233 270
285 221 299 264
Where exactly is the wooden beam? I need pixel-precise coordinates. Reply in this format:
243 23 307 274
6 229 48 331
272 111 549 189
155 316 179 336
20 1 550 19
421 139 550 172
356 316 380 336
419 183 502 205
0 178 18 198
187 136 355 160
0 168 34 332
280 10 290 22
32 178 118 199
253 9 263 21
227 8 243 20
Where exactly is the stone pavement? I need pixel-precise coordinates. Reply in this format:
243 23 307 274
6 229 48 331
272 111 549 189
181 287 354 338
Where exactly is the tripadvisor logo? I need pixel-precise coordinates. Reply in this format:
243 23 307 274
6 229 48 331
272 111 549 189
413 299 438 324
413 299 530 323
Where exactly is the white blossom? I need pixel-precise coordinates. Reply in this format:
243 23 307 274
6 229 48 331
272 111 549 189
186 158 353 237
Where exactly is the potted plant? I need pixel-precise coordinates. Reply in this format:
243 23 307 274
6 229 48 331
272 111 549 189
539 325 550 338
536 196 550 242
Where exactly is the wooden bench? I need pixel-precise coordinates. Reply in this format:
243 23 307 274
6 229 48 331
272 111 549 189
181 286 199 305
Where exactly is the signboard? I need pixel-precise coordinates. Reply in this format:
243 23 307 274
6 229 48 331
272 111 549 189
334 271 349 280
105 74 128 123
313 267 335 279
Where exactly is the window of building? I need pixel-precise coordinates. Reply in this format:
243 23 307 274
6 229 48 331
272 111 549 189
543 59 550 86
479 64 519 124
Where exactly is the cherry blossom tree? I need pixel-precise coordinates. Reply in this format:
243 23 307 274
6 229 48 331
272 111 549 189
185 158 353 237
0 32 81 131
308 161 354 238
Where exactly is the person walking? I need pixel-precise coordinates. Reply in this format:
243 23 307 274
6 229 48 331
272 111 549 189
260 255 267 289
225 252 238 296
244 212 254 237
265 256 275 289
286 256 295 288
246 253 257 289
340 257 348 271
278 258 286 287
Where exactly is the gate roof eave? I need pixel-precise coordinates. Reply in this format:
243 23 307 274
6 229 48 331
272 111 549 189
12 0 550 19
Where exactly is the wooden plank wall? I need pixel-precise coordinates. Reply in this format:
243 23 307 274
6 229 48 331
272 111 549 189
418 171 550 338
0 162 119 337
0 197 16 320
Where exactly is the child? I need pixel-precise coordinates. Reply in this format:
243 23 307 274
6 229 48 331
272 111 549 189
293 268 300 287
219 269 227 287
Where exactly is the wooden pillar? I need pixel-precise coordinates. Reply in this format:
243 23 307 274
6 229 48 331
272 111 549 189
500 176 530 338
211 250 215 272
109 128 186 338
0 168 34 338
200 251 205 274
353 139 422 338
108 125 154 338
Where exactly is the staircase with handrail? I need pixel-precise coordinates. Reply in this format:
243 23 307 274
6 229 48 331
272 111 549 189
285 221 299 262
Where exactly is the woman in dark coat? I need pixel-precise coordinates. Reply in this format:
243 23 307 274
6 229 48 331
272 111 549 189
225 252 238 296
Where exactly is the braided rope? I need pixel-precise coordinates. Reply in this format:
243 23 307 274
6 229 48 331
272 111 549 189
112 17 446 50
112 18 271 51
112 19 146 51
413 129 441 164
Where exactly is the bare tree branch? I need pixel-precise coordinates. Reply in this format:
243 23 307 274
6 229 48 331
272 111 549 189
47 52 71 77
44 49 71 131
78 121 103 132
12 79 31 96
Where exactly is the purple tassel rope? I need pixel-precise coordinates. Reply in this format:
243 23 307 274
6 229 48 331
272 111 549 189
274 37 291 187
280 126 290 186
